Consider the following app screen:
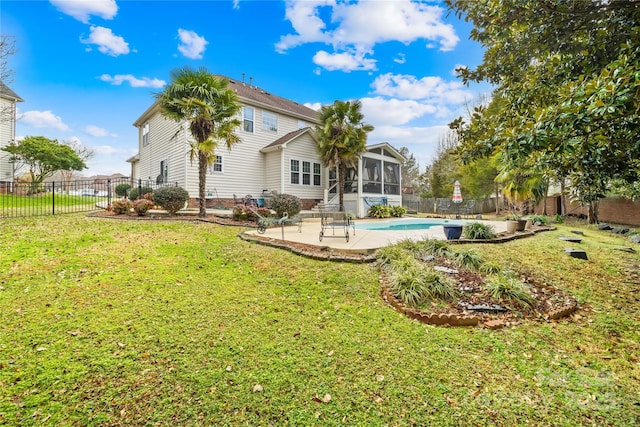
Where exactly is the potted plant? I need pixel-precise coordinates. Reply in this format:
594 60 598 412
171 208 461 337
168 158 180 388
442 223 463 240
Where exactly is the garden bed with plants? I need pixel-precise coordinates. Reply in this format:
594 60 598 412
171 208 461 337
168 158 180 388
377 237 577 329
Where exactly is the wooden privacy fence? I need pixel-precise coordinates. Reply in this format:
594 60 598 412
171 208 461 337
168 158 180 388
402 195 497 216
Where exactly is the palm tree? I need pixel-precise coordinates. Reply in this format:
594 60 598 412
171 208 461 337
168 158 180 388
156 67 241 217
315 100 374 211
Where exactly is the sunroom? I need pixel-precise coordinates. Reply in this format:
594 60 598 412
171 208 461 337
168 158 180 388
324 143 405 218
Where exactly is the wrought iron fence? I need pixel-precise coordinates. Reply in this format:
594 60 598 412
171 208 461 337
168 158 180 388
0 177 177 218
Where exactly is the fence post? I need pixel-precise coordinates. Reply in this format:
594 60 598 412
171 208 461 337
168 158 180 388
138 179 142 200
52 181 56 215
107 179 112 207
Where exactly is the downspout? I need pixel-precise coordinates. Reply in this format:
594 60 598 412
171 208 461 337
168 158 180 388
279 146 285 193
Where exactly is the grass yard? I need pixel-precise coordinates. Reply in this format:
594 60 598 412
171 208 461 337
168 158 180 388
0 193 100 217
1 214 639 426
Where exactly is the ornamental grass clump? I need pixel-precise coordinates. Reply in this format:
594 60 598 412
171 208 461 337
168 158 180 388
412 238 451 258
482 274 535 308
462 222 496 240
450 248 483 270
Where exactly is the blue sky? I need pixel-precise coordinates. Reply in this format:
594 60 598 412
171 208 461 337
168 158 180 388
2 0 489 176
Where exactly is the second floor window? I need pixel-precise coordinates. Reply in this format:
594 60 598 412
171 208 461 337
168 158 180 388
262 111 278 132
142 122 150 146
243 107 254 133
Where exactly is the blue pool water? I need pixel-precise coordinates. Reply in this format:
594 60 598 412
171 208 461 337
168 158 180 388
355 218 467 231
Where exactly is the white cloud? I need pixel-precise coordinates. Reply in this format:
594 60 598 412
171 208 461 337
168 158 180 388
304 102 323 111
91 145 120 156
99 74 166 88
360 96 438 126
276 0 459 71
393 53 406 64
177 29 208 59
82 26 129 56
312 50 376 72
371 73 473 104
50 0 118 23
85 125 117 137
19 110 70 131
370 124 450 145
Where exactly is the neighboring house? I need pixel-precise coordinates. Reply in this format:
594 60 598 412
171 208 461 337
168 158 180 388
0 82 23 184
129 75 403 217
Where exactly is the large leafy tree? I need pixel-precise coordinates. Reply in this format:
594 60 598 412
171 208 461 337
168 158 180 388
446 0 640 223
2 136 86 193
315 100 374 210
156 67 241 217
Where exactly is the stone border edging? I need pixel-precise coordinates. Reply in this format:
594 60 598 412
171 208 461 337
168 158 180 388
381 285 480 327
238 232 376 263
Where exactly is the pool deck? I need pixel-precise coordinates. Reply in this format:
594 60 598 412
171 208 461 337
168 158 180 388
241 217 509 251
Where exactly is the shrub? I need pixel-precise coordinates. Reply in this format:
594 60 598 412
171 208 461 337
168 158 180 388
115 183 131 197
129 186 154 201
389 205 406 217
269 193 301 217
111 199 132 215
528 214 549 225
482 274 535 308
133 199 154 216
553 214 564 224
377 245 413 267
153 186 189 214
368 204 390 218
233 205 271 221
463 222 496 240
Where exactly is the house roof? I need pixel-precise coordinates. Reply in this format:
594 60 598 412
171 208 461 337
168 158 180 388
260 127 316 153
224 77 320 123
0 82 23 102
133 74 320 127
365 142 406 162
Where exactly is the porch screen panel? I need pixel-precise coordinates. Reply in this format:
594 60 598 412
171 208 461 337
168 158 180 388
383 162 400 195
362 157 381 194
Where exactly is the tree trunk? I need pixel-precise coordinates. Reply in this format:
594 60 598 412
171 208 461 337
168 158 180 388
494 182 500 215
588 200 599 224
338 161 345 211
560 178 567 217
198 150 207 217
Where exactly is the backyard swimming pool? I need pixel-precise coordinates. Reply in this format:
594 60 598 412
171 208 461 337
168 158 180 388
355 218 468 231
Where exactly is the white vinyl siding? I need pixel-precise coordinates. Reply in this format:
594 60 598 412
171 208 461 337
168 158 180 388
0 97 17 180
133 98 322 201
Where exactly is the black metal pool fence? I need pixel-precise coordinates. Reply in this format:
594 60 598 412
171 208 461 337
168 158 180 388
0 178 177 218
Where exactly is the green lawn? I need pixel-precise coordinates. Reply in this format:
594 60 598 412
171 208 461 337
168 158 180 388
0 193 100 217
1 214 639 426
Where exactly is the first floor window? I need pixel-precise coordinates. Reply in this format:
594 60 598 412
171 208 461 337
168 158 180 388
302 161 311 185
313 163 321 186
290 159 300 184
209 155 223 173
158 160 168 184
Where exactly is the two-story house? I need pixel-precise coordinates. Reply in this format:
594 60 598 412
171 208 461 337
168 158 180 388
129 75 404 217
0 82 23 185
